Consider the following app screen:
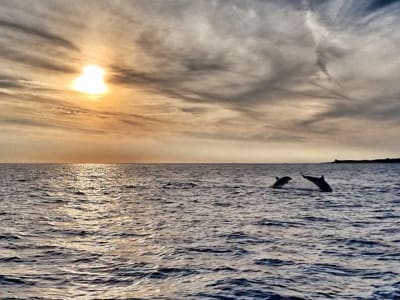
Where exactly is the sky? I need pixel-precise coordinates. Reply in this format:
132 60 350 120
1 0 400 163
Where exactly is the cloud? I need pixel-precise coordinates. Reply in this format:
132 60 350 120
109 1 321 112
0 86 164 136
0 46 77 73
2 0 400 161
365 0 400 13
0 19 79 51
1 117 105 134
0 75 28 89
186 130 306 144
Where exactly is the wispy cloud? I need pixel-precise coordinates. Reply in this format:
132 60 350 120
0 19 79 51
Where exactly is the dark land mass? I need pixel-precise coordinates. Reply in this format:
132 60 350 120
332 158 400 163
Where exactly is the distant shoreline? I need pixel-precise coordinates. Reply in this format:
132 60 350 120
332 158 400 163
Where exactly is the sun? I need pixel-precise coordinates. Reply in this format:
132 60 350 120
74 65 107 95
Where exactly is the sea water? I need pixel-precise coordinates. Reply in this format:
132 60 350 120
0 164 399 299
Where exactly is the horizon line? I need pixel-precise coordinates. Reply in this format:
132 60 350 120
0 161 330 165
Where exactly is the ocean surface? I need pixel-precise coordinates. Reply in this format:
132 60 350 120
0 163 400 300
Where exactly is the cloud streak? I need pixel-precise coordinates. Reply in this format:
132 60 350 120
0 19 79 51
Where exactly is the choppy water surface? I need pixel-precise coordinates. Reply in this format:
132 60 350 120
1 164 400 299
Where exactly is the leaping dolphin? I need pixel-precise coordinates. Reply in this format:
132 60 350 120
272 176 292 188
302 174 332 192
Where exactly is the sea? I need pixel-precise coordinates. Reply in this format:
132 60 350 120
0 163 399 299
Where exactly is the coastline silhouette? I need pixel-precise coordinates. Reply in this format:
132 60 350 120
333 158 400 163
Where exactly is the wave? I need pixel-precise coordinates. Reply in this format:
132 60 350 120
0 274 33 286
254 219 304 228
254 258 295 267
202 278 306 300
163 182 198 189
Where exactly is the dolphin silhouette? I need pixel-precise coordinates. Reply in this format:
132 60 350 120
302 174 332 192
272 176 292 188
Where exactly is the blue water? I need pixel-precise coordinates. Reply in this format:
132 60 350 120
0 164 400 299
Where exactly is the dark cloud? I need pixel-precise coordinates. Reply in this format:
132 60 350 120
0 46 77 73
180 107 210 115
366 0 400 12
183 58 228 73
0 75 28 89
0 19 79 51
0 74 68 93
109 66 215 104
303 95 400 126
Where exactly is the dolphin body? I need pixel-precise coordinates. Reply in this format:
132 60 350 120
302 174 332 192
272 176 292 188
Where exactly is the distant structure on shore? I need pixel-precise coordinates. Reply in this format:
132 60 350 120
332 158 400 163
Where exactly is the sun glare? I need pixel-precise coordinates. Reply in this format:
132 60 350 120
74 65 107 95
